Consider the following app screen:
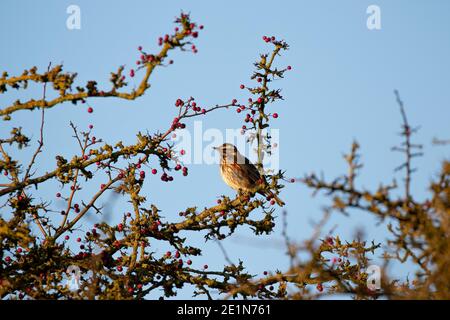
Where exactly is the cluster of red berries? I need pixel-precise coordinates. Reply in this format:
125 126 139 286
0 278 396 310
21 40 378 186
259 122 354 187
331 257 343 265
171 116 186 130
174 97 206 114
160 172 173 182
262 35 277 43
125 16 202 94
138 51 156 65
163 251 185 268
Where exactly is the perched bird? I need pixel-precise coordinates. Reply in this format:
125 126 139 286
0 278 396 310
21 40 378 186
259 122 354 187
214 143 285 206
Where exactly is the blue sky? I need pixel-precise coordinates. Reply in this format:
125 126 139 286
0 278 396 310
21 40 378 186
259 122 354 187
1 1 450 299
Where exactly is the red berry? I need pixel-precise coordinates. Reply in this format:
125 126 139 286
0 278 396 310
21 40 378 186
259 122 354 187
87 107 93 113
151 169 157 175
180 149 186 156
56 193 61 198
287 65 292 70
118 223 123 232
272 113 279 119
199 25 204 30
139 170 145 178
240 84 245 89
117 266 123 272
76 237 81 242
203 264 208 269
64 235 69 240
100 184 106 190
175 251 180 258
326 237 334 245
257 78 262 83
130 69 135 77
5 256 11 263
17 248 22 254
263 271 268 275
166 251 171 258
187 259 192 265
138 46 142 51
317 283 323 292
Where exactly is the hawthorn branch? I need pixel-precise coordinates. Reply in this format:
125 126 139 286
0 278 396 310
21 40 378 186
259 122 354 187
52 175 122 240
0 20 195 119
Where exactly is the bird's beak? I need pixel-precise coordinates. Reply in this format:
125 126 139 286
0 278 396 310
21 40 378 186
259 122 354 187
213 146 218 150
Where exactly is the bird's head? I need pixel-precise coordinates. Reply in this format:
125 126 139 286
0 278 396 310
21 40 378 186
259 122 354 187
213 143 239 158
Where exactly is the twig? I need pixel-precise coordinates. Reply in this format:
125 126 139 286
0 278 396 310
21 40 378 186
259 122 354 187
23 62 50 181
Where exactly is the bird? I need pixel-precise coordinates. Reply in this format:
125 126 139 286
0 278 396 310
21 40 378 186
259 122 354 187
213 143 285 206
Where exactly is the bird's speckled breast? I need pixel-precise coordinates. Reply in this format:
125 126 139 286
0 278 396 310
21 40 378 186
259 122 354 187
219 163 255 192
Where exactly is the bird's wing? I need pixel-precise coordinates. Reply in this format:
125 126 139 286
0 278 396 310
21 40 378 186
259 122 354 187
241 154 263 184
